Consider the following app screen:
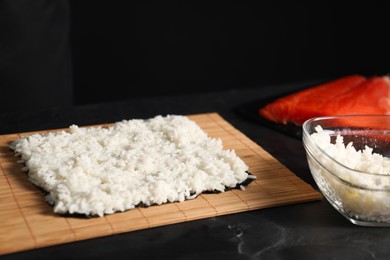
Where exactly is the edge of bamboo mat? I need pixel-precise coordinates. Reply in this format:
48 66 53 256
0 112 321 256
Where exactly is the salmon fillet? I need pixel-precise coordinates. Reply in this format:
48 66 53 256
259 75 390 126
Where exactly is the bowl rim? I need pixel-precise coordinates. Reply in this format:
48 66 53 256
302 114 390 177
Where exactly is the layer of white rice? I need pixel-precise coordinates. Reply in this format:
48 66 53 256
10 115 249 217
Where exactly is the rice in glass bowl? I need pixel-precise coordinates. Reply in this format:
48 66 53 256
302 115 390 226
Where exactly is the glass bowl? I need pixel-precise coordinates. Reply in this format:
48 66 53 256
302 115 390 226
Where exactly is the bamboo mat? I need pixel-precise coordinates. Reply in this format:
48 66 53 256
0 113 321 255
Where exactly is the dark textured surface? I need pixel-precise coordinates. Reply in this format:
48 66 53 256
2 81 389 260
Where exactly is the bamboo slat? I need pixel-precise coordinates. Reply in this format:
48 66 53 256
0 113 321 255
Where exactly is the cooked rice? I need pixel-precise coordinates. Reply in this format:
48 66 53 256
10 115 250 217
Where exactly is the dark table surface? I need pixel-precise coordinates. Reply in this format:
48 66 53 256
2 80 389 260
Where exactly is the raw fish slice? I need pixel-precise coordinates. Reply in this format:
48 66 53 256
259 75 367 125
321 76 390 133
322 75 390 116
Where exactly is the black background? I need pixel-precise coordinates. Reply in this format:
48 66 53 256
2 1 390 112
71 1 390 105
